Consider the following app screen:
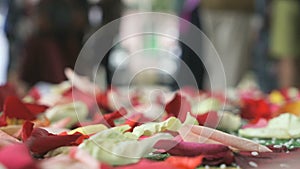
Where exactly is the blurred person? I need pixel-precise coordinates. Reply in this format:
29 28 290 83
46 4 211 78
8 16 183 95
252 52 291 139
18 0 89 88
176 0 206 90
270 0 300 88
97 0 123 86
252 0 277 92
4 0 36 83
200 0 255 89
0 0 9 84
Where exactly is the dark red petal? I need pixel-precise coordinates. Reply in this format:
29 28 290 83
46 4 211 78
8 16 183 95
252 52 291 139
26 128 84 156
0 114 7 127
103 108 126 127
21 121 34 141
25 103 48 115
0 83 18 112
0 144 37 169
3 96 36 121
196 111 219 128
96 91 113 112
235 146 300 169
154 140 234 165
165 93 191 122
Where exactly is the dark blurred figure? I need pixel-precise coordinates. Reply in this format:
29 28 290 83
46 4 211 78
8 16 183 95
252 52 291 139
19 0 89 87
5 0 36 83
252 0 277 92
175 0 205 90
97 0 123 86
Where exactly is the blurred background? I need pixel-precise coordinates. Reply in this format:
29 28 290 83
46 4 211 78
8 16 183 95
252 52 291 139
0 0 298 94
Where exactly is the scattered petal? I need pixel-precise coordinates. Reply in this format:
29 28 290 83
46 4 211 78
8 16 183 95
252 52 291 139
165 93 191 122
26 128 86 156
0 144 37 169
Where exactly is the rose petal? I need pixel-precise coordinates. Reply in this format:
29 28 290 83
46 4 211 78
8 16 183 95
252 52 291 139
0 83 18 112
3 96 36 121
241 98 272 121
125 113 152 131
0 144 37 169
26 128 86 156
235 146 300 169
21 121 34 141
96 90 114 112
154 140 233 165
25 103 48 115
0 129 20 147
81 108 126 127
179 125 272 153
165 93 191 122
196 111 219 128
115 159 175 169
154 140 230 156
165 155 203 169
242 118 268 129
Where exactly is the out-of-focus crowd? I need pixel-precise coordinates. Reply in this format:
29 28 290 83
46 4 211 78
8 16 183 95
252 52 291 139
0 0 299 94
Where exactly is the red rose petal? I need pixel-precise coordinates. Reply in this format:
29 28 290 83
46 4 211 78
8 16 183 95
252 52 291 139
235 146 300 169
3 96 36 121
115 159 176 169
0 96 48 126
241 98 272 121
96 88 117 112
0 83 18 112
154 139 234 165
196 111 219 128
0 144 37 169
0 114 7 126
21 121 34 141
26 128 85 156
103 108 126 127
165 93 191 122
116 155 203 169
25 103 48 115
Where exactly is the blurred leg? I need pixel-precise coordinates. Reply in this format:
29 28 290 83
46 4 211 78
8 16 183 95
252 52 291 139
277 57 295 88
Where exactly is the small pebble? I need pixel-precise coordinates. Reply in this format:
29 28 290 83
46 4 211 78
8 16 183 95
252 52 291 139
249 161 258 168
273 145 282 148
220 164 226 169
205 165 210 169
251 151 259 156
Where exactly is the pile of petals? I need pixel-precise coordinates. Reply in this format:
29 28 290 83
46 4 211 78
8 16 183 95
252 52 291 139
2 70 300 169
